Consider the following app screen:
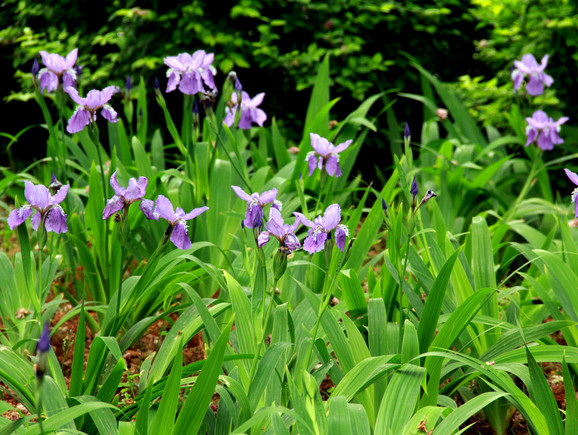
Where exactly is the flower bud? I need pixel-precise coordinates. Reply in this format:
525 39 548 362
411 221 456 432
273 248 288 281
31 58 40 76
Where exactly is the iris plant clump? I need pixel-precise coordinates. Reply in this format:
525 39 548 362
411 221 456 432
164 51 217 95
294 204 349 254
525 110 568 151
141 195 208 250
232 186 279 229
65 86 119 133
307 133 352 177
37 48 78 93
511 54 553 96
8 179 69 234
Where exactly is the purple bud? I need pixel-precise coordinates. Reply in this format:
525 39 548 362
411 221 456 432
235 77 243 92
381 198 388 212
192 98 199 114
410 176 418 196
31 58 40 76
154 77 160 90
49 173 63 194
404 122 410 139
37 322 51 353
74 65 83 77
125 76 132 91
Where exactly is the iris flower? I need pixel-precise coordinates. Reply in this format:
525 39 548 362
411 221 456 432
564 168 578 218
38 48 78 93
140 195 208 250
294 204 349 254
525 110 568 151
307 133 352 177
232 186 279 229
224 91 267 129
103 171 148 219
8 180 69 233
511 54 554 96
164 51 217 95
257 208 301 252
65 86 119 133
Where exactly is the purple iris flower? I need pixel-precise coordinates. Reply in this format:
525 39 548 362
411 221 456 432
294 204 349 254
257 208 301 252
164 51 217 95
511 54 554 96
38 48 78 93
224 91 267 129
232 186 279 229
8 180 69 233
65 85 119 133
307 133 353 177
103 171 148 219
564 168 578 218
140 195 208 250
525 110 569 151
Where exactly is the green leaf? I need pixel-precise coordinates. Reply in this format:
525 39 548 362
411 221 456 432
173 319 233 434
151 337 183 433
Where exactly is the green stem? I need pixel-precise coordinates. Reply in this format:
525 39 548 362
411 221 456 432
503 147 543 224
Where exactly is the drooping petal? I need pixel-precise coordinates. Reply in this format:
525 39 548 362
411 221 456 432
62 72 75 88
155 195 177 223
31 211 41 231
101 105 119 123
183 206 209 220
565 169 578 186
67 108 91 133
511 69 524 91
334 225 348 252
103 195 125 219
307 154 317 177
303 230 327 254
542 73 554 88
322 204 341 231
166 71 181 93
8 206 33 229
259 188 278 204
45 206 67 233
179 71 199 95
252 108 267 127
140 199 158 220
525 75 544 96
201 68 216 91
525 127 538 146
537 131 554 151
231 185 253 202
171 221 191 250
238 110 253 130
257 231 270 248
39 71 58 94
549 128 564 145
325 155 341 177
